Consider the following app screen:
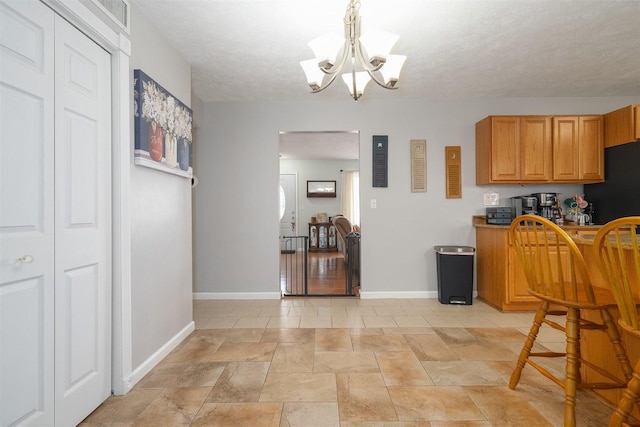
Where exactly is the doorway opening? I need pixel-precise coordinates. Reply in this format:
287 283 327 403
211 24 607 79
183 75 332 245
278 131 360 296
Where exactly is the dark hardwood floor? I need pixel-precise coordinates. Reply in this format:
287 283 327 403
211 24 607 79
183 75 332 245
280 251 357 296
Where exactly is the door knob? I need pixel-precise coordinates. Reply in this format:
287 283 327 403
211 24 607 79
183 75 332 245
17 255 34 263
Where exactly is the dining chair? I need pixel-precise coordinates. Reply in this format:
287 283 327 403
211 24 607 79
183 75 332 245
508 215 632 427
592 216 640 427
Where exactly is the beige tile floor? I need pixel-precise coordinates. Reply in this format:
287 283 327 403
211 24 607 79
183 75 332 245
81 298 621 426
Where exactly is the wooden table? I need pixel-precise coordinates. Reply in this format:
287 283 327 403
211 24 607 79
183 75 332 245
570 233 640 418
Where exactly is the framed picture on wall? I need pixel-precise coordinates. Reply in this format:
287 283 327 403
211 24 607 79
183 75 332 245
133 69 193 178
307 180 336 198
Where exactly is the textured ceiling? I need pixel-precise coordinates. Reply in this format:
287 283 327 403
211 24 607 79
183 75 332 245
132 0 640 160
132 0 640 104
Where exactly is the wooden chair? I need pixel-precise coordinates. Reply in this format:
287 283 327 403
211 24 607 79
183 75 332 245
592 217 640 427
508 215 633 427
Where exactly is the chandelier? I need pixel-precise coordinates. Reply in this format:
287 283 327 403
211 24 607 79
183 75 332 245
300 0 406 101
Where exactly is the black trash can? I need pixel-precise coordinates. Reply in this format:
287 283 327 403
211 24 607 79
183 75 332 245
434 246 475 305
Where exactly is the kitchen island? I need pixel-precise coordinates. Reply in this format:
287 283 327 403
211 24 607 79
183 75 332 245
473 215 600 311
570 231 640 419
474 215 640 417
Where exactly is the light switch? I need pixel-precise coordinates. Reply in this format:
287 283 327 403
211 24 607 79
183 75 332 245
370 199 377 209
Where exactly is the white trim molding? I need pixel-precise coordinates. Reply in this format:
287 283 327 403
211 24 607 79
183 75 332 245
193 292 281 300
128 321 195 392
360 291 478 300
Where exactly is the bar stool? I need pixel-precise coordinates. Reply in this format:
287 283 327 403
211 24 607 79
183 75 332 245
508 215 633 427
592 216 640 427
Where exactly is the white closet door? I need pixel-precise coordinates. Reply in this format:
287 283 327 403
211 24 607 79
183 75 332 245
53 14 112 427
1 1 112 425
0 1 56 425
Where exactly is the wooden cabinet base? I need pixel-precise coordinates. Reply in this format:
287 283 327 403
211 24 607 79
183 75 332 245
475 226 540 311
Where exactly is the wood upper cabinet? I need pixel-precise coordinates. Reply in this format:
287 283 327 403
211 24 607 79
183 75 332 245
552 116 604 182
477 114 603 184
604 104 640 148
476 116 551 184
521 116 553 181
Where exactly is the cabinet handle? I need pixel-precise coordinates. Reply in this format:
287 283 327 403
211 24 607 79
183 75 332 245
17 255 34 263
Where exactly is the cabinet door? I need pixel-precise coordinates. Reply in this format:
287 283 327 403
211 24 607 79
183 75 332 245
507 248 539 304
508 244 571 304
578 116 604 181
309 224 318 249
491 117 520 181
318 224 328 248
520 116 552 181
604 105 639 148
553 116 580 181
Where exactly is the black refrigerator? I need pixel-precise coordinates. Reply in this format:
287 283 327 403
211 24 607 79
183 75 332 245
584 140 640 225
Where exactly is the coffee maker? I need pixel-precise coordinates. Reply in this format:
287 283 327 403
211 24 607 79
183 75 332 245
532 193 561 222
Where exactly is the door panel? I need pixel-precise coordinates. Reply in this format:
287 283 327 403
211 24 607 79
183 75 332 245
279 174 297 237
54 14 111 427
0 1 55 426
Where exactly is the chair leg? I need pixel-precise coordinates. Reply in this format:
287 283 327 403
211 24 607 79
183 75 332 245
609 360 640 427
510 301 548 390
601 308 634 382
565 306 580 427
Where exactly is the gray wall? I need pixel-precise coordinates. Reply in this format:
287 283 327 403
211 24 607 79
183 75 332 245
130 4 193 366
194 96 640 297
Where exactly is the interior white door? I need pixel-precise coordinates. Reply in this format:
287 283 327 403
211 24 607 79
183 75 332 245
0 2 112 425
53 13 112 427
0 1 56 425
279 174 297 237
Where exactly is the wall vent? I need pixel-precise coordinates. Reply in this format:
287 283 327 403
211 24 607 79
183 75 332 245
445 146 462 199
410 139 427 192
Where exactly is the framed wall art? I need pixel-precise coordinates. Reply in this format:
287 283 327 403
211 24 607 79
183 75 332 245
134 69 193 178
307 180 336 198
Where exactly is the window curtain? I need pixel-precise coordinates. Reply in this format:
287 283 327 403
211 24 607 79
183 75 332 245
341 170 360 226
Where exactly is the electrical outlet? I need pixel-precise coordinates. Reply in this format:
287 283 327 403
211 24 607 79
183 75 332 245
370 199 377 209
483 192 499 206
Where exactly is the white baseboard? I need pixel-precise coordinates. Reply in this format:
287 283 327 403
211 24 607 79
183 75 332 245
193 292 281 300
193 291 477 300
360 291 438 299
360 291 478 299
127 321 195 392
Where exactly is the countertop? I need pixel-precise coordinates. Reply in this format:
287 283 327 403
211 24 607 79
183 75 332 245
472 216 636 250
472 215 602 232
